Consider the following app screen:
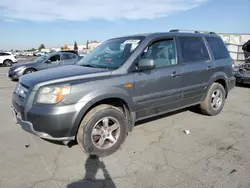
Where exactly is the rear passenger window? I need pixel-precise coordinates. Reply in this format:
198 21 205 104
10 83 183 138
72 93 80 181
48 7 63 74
62 53 77 60
205 37 230 60
179 37 210 62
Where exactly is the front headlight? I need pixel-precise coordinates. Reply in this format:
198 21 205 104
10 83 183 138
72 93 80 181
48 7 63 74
36 85 71 104
14 66 25 72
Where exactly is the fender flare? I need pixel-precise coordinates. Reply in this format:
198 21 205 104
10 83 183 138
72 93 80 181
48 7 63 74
70 87 134 136
203 72 229 100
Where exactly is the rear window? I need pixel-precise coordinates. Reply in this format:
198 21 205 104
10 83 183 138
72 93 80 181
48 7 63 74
205 37 230 60
179 37 210 63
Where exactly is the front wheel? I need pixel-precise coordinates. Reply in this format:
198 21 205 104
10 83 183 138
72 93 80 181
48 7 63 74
24 68 36 75
3 60 13 67
77 104 128 157
200 83 226 116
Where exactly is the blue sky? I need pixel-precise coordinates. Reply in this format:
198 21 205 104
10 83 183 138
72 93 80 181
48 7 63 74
0 0 249 50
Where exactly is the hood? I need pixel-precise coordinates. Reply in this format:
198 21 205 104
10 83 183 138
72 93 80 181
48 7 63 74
19 65 111 89
10 61 34 69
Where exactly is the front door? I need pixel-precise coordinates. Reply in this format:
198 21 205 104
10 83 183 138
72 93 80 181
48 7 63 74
177 36 214 106
133 38 183 119
46 54 61 69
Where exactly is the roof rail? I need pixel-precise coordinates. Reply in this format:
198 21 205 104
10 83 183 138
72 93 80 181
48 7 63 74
169 29 216 34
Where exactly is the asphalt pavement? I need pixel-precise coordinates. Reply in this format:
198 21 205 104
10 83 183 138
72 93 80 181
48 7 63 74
0 67 250 188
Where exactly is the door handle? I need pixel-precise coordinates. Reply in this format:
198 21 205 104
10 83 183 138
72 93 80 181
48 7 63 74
171 71 181 77
207 66 214 71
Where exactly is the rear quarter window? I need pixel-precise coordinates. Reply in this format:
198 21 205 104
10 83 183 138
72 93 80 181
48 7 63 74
205 37 230 60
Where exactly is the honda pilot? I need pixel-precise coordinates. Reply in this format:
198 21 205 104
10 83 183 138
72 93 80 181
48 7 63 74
11 30 236 157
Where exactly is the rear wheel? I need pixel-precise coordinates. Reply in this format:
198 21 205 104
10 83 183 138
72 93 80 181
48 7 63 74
3 60 13 67
24 68 36 75
200 83 226 116
77 104 128 157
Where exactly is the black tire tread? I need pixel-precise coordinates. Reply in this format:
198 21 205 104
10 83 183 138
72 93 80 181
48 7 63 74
76 104 127 157
3 59 13 67
200 83 225 116
24 68 36 74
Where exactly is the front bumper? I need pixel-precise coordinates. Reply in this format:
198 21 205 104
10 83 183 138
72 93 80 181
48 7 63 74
8 69 23 80
234 71 250 84
11 91 89 141
11 107 74 141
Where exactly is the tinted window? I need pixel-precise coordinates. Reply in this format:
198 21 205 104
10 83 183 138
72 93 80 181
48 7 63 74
0 53 9 56
62 53 77 60
141 39 177 68
205 37 230 60
179 37 210 62
49 55 60 63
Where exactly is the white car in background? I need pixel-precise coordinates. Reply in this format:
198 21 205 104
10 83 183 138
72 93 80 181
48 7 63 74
0 52 18 67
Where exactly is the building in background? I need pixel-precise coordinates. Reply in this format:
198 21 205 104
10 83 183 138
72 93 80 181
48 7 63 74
51 48 61 52
218 33 250 64
67 44 87 51
87 42 101 50
64 42 101 52
40 48 51 53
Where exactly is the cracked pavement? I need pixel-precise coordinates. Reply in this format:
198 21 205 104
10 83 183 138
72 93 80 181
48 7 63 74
0 67 250 188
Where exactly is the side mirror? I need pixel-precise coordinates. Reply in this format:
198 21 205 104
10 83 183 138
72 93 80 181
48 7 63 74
138 58 156 71
45 60 51 63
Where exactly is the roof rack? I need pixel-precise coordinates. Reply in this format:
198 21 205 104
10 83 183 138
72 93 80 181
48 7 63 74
169 29 216 34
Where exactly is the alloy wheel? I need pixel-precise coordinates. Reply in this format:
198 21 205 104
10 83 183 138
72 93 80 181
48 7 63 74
211 89 223 110
91 117 120 149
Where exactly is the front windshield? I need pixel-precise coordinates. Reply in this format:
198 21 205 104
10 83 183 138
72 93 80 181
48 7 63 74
34 54 48 63
77 36 145 69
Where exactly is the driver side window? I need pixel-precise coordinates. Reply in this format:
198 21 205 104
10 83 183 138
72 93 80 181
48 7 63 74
48 55 60 63
141 38 177 68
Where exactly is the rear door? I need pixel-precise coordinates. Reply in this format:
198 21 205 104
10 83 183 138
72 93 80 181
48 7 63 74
133 38 183 119
177 36 214 106
205 36 233 78
61 53 78 66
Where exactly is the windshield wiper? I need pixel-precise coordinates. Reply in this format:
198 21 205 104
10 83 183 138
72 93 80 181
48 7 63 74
81 64 113 69
81 64 99 68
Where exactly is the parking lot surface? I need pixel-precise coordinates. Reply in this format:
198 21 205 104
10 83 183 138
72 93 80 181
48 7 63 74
0 67 250 188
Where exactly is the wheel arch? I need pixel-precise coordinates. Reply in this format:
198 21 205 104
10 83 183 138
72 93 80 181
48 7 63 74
206 72 229 99
72 94 134 139
24 67 37 74
3 59 13 61
3 59 13 63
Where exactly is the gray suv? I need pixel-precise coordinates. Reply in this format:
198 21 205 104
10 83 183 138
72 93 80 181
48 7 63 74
11 30 236 157
8 51 81 80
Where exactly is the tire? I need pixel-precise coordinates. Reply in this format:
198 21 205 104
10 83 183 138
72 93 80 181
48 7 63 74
24 68 36 75
77 104 128 157
200 83 226 116
3 59 13 67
